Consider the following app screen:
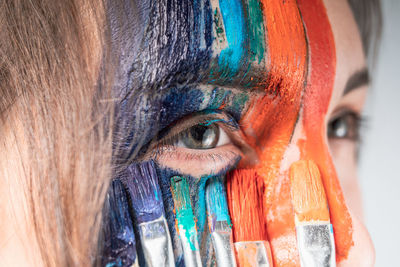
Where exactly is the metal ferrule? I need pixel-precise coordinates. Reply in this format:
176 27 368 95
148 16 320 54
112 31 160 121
234 241 271 267
138 217 175 267
210 221 237 267
296 223 336 267
177 226 202 267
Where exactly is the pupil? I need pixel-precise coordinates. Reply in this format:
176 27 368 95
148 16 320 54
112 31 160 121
330 118 348 138
183 124 220 149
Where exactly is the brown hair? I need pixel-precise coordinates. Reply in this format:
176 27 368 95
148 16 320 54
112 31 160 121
0 0 113 265
0 0 382 266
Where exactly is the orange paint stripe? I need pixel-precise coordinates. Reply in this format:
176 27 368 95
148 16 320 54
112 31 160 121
227 169 267 242
231 1 307 266
297 0 353 261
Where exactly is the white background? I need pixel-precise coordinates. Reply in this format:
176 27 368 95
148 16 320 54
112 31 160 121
359 0 400 266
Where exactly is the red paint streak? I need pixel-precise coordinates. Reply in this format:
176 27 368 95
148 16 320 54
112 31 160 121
297 0 354 261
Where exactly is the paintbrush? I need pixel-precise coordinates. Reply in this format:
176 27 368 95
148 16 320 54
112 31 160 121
121 161 175 267
101 179 139 267
289 160 336 267
171 176 202 267
205 176 237 267
226 169 273 267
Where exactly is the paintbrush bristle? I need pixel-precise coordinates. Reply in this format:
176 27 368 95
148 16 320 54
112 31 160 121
289 160 330 223
171 176 194 219
226 169 267 242
101 179 137 266
206 176 231 224
119 160 164 224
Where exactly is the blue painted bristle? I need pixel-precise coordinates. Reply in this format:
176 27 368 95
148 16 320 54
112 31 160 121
206 177 231 225
119 160 164 224
101 179 137 267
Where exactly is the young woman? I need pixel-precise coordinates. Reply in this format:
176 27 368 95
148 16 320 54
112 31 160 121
0 0 381 266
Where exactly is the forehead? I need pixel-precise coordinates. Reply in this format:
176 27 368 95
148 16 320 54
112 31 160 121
108 0 313 96
108 0 344 160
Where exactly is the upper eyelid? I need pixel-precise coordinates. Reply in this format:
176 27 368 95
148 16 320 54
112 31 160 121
329 107 361 122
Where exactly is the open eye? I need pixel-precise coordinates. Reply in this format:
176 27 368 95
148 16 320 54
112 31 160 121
327 111 363 141
142 111 247 178
175 123 230 149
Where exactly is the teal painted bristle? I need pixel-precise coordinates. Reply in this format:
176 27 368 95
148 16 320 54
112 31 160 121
171 176 198 251
206 177 231 225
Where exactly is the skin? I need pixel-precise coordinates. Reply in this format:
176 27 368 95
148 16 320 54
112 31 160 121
0 0 375 266
108 0 373 265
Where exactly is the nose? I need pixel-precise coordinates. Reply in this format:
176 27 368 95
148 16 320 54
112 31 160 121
232 112 374 266
337 212 375 267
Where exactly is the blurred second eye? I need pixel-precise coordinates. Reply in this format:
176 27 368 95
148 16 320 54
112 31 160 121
327 111 363 141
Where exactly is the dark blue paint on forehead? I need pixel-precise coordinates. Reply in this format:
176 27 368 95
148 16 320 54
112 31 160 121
107 0 213 98
107 0 269 97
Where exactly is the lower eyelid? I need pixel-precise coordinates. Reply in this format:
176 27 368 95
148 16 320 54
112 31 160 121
152 144 242 179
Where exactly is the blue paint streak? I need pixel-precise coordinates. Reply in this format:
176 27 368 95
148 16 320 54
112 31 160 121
218 0 245 74
206 177 231 224
195 175 212 242
101 179 137 266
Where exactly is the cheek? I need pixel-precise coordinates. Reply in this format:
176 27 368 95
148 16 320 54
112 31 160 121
330 140 363 220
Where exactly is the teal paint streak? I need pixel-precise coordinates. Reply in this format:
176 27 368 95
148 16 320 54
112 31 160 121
232 92 249 113
208 89 231 110
218 0 245 74
194 176 209 243
171 176 198 251
245 0 266 63
199 119 225 126
206 177 232 225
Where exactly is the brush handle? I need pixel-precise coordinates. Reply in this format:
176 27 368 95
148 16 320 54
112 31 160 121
210 221 237 267
138 217 175 267
177 224 202 267
296 223 336 267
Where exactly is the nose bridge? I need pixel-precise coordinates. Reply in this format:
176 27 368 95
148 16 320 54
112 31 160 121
249 117 350 267
297 116 354 262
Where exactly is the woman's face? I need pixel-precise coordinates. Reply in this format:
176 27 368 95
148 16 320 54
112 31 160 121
109 0 374 265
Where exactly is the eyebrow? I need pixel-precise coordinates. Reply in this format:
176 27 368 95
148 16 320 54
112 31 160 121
343 68 370 96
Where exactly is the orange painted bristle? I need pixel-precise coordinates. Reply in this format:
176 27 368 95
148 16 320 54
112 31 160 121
289 160 330 223
226 169 267 242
